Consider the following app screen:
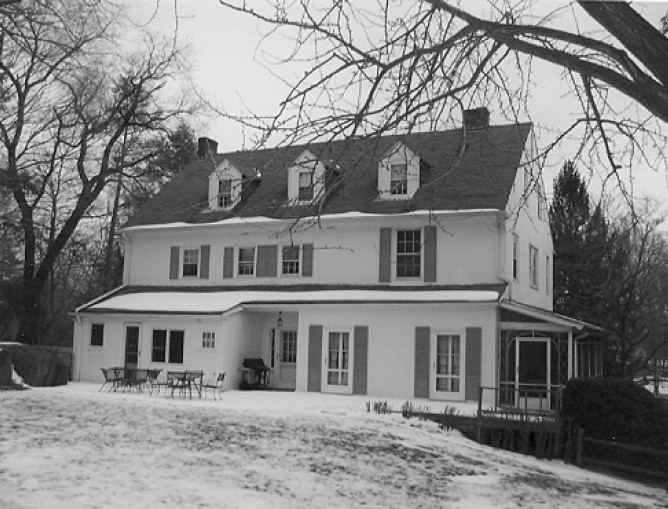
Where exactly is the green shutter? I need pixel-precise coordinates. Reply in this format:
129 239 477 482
308 325 323 392
302 243 314 277
465 327 482 401
200 244 211 279
379 228 392 282
424 225 437 283
414 326 430 398
257 245 278 277
169 246 179 280
223 247 234 279
353 326 369 395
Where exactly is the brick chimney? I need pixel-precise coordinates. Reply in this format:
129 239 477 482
197 137 219 160
463 107 490 130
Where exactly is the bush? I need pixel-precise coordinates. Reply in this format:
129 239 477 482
562 378 668 449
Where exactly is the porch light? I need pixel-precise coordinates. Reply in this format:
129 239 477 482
277 311 283 328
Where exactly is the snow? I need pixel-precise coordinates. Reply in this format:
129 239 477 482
1 383 666 508
121 209 499 232
83 289 500 314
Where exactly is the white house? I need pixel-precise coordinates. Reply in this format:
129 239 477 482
72 109 604 408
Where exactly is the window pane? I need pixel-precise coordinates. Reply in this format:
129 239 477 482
202 332 215 348
281 331 297 363
282 245 300 275
298 172 314 200
238 247 255 276
396 230 421 277
219 179 232 208
390 164 407 195
91 323 104 346
152 330 167 363
183 249 199 277
169 330 184 364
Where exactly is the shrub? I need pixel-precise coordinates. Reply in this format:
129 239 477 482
561 378 668 449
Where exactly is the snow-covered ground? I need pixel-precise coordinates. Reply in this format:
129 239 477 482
0 383 665 508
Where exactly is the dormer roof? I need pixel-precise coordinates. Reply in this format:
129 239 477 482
124 123 532 228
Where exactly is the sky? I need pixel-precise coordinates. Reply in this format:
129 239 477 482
126 0 668 212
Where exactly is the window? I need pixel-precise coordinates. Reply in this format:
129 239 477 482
90 323 104 346
512 234 519 280
529 245 538 288
390 164 408 195
237 247 255 276
182 248 199 277
578 340 603 378
218 179 233 208
152 329 184 364
298 172 314 201
435 334 461 392
282 245 301 275
545 255 550 294
396 229 421 278
281 330 297 363
202 332 216 349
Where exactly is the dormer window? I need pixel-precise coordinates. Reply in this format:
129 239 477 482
298 171 314 201
288 150 325 204
378 142 420 200
390 164 408 195
218 179 233 208
208 160 243 211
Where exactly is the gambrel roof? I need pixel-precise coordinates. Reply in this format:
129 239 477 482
124 123 532 228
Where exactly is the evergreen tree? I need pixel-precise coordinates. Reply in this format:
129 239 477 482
549 161 594 321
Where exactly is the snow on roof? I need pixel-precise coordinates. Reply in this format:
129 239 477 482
81 289 501 315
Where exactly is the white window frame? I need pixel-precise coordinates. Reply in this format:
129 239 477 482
280 330 297 364
545 254 550 294
151 329 185 364
389 163 408 195
218 179 234 209
237 246 256 277
181 247 200 278
281 245 302 276
512 234 519 281
297 171 314 202
529 244 539 289
431 331 465 401
395 229 422 279
90 323 104 347
201 331 216 349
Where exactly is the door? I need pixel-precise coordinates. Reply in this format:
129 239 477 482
323 330 352 394
124 325 140 369
430 333 464 401
516 338 550 411
272 329 297 389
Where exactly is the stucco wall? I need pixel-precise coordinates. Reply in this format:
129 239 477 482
124 212 503 288
295 302 498 404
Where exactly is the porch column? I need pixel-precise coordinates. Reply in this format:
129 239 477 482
567 330 573 379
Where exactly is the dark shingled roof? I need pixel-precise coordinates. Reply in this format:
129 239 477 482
124 123 532 228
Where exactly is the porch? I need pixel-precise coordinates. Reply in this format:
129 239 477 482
497 301 606 414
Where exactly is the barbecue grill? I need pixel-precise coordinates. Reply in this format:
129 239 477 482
240 358 270 389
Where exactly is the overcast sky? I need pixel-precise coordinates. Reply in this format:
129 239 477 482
127 0 668 213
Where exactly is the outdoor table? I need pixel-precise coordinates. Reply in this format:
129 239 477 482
118 368 150 392
166 370 203 399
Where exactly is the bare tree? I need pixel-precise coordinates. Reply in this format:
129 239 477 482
216 0 668 197
0 0 193 343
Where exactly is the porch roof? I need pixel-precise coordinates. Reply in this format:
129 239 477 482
77 285 503 315
499 300 606 334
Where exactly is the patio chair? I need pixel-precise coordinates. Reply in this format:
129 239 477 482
201 372 226 401
146 369 164 396
99 367 123 392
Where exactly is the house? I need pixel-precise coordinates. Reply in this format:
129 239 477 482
72 108 604 408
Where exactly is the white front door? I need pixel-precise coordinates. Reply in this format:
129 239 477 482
323 330 353 394
272 329 297 389
430 332 465 401
516 338 551 411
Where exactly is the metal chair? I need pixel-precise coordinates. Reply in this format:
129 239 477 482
201 372 226 401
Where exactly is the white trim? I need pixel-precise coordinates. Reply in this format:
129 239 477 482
322 328 354 394
121 209 502 233
500 300 604 332
430 330 465 401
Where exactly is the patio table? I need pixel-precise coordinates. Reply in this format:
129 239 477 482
166 370 203 399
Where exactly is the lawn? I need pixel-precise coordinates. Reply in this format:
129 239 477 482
0 384 665 508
